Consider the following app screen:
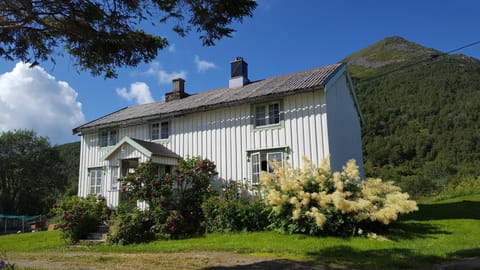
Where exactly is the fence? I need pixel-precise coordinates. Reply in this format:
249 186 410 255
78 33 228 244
0 214 44 235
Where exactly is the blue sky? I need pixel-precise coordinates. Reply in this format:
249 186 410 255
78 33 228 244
0 1 479 144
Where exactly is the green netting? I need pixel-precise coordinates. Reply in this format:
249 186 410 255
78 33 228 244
1 215 44 234
0 215 42 221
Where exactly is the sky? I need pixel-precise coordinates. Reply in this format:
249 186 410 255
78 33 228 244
1 1 479 145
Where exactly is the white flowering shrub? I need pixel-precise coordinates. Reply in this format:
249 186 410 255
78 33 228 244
261 158 418 236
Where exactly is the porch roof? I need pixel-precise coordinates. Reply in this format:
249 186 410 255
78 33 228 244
103 136 182 161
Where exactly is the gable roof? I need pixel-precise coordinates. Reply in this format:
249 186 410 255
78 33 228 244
103 136 182 160
73 63 345 134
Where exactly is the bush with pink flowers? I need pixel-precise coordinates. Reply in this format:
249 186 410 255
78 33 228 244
53 194 110 243
109 157 217 244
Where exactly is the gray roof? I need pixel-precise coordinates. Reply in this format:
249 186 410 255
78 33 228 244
130 138 182 159
73 63 345 134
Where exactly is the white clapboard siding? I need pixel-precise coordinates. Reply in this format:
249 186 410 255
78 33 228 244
78 71 363 205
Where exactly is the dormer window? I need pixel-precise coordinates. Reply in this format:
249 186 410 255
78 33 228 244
99 129 118 147
151 121 169 140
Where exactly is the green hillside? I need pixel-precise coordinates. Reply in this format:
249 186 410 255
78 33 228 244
345 36 480 197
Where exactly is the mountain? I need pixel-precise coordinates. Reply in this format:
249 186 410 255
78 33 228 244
344 36 480 197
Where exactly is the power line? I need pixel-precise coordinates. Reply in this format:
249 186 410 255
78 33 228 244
358 40 480 83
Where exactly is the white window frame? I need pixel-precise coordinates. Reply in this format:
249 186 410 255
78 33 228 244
255 101 281 127
251 152 261 184
111 166 119 191
250 151 284 184
266 152 284 172
89 169 103 194
151 121 169 140
99 129 118 147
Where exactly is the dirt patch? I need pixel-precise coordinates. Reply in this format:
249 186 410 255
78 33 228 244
10 251 347 270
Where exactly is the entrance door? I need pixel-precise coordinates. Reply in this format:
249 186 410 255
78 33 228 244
121 158 139 177
119 158 139 205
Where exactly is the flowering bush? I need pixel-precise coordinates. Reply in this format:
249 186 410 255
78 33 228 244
111 157 217 243
261 157 418 236
161 210 184 237
170 157 217 235
53 195 110 244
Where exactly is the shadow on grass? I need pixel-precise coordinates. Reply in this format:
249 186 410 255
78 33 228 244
402 201 480 221
202 246 442 270
448 248 480 258
204 259 326 270
202 246 480 270
306 245 444 269
385 222 451 241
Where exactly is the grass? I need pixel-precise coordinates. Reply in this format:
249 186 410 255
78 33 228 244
1 194 479 269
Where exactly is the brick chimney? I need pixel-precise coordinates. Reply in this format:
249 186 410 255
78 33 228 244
229 57 249 88
165 78 189 102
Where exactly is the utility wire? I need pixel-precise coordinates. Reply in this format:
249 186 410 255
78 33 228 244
358 40 480 83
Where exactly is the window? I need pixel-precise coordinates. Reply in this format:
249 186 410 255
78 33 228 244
250 151 284 184
99 129 118 147
255 102 280 127
89 169 103 194
151 121 169 140
111 167 119 191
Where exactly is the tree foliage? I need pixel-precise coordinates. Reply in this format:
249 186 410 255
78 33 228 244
345 36 480 197
0 0 257 78
0 130 64 215
54 141 80 197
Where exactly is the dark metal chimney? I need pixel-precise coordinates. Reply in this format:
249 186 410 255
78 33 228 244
229 57 249 88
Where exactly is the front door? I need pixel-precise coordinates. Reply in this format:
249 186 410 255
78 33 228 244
121 158 139 177
119 158 139 205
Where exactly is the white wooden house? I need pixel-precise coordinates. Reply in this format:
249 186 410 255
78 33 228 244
73 57 364 207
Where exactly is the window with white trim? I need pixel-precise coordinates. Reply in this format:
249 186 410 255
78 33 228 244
151 121 169 140
89 169 103 194
255 102 280 127
251 151 284 184
111 167 119 191
99 129 118 147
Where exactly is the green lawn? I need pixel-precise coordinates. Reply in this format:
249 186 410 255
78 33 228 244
1 194 479 269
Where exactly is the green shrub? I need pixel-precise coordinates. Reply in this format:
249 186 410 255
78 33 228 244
53 195 110 244
202 182 269 233
261 158 418 236
107 205 155 245
434 175 480 200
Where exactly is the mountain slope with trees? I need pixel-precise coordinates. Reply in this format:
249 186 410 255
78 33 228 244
344 36 480 197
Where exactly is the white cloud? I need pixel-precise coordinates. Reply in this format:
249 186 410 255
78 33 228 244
141 61 187 84
0 62 85 144
116 82 154 104
168 44 176 53
158 70 187 84
194 55 216 72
